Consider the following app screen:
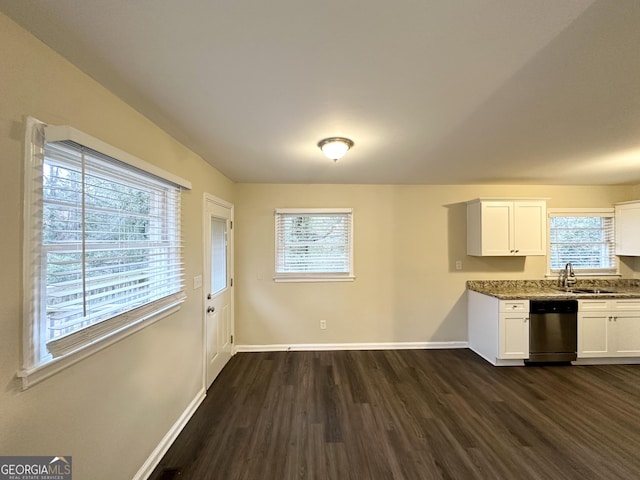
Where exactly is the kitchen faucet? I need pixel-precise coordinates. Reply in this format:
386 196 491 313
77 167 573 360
562 262 577 288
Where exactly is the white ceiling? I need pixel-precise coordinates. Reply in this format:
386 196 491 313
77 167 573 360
2 0 640 185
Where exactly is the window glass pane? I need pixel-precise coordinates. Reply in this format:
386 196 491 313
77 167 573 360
42 141 182 349
275 211 352 275
210 217 227 295
23 119 187 377
549 215 615 272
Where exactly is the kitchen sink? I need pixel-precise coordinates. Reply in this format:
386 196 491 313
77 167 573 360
573 288 617 294
554 287 617 294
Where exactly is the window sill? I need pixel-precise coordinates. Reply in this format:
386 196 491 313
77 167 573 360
17 298 185 390
545 273 621 279
273 275 355 283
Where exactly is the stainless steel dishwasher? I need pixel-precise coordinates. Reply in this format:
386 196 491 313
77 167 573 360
526 299 578 363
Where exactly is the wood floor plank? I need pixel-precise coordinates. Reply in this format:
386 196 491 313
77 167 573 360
150 350 640 479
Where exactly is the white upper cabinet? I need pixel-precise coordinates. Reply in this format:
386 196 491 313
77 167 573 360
467 198 547 256
615 200 640 256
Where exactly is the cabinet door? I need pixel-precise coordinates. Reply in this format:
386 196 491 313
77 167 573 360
611 313 640 356
578 312 610 357
480 202 513 255
513 202 546 255
499 313 529 359
615 202 640 256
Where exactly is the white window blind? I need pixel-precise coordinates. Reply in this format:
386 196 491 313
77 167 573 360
549 211 616 274
275 208 354 281
22 119 188 382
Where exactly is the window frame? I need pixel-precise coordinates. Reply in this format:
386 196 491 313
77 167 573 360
274 208 355 283
546 208 619 277
20 118 191 389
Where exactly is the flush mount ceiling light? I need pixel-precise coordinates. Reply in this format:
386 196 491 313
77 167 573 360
317 137 354 162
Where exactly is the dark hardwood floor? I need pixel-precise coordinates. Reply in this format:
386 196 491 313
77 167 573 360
149 349 640 479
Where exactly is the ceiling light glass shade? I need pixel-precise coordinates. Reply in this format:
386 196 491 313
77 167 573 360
318 137 354 161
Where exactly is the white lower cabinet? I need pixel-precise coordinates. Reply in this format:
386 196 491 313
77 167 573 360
578 311 609 356
469 292 640 366
578 299 640 358
499 305 530 359
468 291 529 365
614 313 640 355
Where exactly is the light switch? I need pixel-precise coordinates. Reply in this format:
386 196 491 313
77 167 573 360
193 275 202 289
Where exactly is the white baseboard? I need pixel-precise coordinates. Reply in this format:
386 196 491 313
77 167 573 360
234 341 468 353
133 388 206 480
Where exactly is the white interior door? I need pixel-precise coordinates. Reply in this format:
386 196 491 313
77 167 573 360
204 195 233 389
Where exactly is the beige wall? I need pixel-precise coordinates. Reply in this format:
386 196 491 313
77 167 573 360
235 184 639 346
0 13 234 480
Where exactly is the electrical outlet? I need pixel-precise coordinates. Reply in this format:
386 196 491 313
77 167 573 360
455 260 463 271
320 319 327 330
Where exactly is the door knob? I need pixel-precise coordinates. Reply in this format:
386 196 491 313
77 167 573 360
207 306 215 313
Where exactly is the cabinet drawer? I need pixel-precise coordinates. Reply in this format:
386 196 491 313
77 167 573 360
500 300 529 313
579 300 611 311
613 299 640 310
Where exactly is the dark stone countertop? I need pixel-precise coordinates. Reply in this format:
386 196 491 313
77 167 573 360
466 279 640 300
